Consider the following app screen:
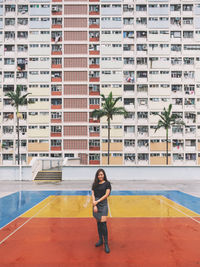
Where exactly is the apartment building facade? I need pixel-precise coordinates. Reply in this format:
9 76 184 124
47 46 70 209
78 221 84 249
1 0 200 166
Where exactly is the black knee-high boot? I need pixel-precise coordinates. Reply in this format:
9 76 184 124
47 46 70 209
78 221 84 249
95 221 103 247
101 222 110 253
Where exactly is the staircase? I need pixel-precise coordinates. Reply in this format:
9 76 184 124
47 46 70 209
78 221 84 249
34 171 62 182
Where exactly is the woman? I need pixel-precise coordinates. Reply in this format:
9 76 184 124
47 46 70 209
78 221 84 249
92 168 111 253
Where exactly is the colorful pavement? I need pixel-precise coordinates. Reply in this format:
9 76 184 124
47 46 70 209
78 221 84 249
0 190 200 266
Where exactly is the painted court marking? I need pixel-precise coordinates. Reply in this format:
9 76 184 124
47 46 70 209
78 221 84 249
0 196 57 245
158 196 200 225
1 193 200 246
108 199 112 217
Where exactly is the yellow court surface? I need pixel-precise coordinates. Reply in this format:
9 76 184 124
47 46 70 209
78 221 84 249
21 195 200 218
108 195 200 217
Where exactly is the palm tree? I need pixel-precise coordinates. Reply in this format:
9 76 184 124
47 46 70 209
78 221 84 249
5 85 32 165
155 104 185 165
91 92 128 165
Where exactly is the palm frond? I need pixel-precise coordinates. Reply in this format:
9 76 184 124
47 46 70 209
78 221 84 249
91 109 106 119
154 120 165 132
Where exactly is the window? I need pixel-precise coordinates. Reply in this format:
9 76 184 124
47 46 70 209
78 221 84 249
89 98 100 105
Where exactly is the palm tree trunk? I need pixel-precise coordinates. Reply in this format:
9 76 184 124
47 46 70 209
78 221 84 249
17 114 20 165
166 128 168 165
107 118 110 165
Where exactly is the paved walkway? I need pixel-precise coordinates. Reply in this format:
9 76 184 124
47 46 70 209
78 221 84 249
0 180 200 197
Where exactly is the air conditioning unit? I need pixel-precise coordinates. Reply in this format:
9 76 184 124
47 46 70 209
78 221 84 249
128 5 133 8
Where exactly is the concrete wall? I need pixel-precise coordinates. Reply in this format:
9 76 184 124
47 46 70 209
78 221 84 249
0 166 32 180
1 165 200 181
62 166 200 181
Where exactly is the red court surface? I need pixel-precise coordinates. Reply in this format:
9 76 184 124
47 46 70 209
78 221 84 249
0 217 200 266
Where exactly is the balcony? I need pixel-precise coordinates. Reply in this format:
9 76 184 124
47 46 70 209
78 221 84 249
89 58 100 69
185 153 196 165
5 5 16 15
51 32 62 43
5 31 15 42
89 18 100 28
51 72 62 82
89 71 100 82
18 5 28 15
52 45 62 55
90 104 100 110
89 32 100 42
89 6 100 15
52 18 62 29
52 5 62 15
51 58 62 69
89 88 100 96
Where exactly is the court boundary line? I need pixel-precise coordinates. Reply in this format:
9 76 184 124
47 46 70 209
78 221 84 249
158 196 200 225
108 199 112 217
160 195 200 216
0 194 54 231
0 196 57 245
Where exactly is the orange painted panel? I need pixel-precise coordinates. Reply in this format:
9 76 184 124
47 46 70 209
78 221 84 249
51 64 62 69
89 11 100 15
89 77 99 82
51 119 62 123
89 146 100 151
51 91 62 96
89 24 99 28
89 132 100 137
52 77 62 82
51 133 62 137
90 104 99 109
52 11 62 16
51 146 61 151
89 118 100 123
51 105 62 109
89 37 99 42
89 160 100 165
89 51 100 55
89 91 100 96
52 51 62 55
52 25 62 28
89 64 99 68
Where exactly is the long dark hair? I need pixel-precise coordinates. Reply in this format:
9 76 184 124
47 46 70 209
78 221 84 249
92 168 108 190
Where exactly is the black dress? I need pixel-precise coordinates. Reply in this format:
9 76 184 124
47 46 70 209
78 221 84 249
92 181 111 220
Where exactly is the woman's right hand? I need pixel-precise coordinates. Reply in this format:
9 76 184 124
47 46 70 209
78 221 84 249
93 206 98 213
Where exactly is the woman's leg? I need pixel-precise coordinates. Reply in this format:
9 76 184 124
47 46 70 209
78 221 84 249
100 216 110 253
95 219 103 247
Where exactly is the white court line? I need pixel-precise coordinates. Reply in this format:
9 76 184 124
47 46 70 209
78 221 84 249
158 196 200 225
0 195 54 231
0 196 57 246
83 194 91 208
108 199 112 218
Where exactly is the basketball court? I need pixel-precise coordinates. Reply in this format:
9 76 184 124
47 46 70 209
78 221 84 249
0 184 200 266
